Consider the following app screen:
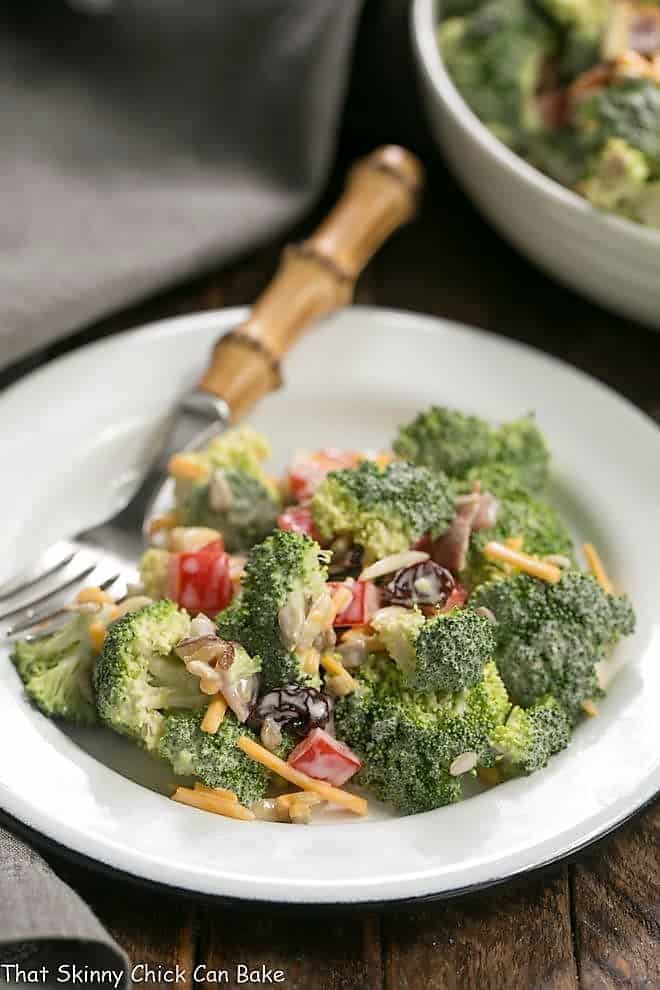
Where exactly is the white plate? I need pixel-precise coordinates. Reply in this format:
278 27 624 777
2 306 659 904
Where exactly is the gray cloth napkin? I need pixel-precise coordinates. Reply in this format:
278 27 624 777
0 824 129 984
0 0 362 970
0 0 362 370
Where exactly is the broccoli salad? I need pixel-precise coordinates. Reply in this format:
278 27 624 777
11 411 635 825
438 0 660 227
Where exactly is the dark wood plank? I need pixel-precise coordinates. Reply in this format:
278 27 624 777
571 800 660 989
198 909 382 989
46 853 196 988
383 866 578 990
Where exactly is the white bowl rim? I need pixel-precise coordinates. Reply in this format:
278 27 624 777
411 0 660 248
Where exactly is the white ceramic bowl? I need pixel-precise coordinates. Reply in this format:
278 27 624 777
411 0 660 328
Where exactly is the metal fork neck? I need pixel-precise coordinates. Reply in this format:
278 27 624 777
181 390 231 424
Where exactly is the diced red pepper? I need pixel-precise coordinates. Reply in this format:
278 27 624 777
277 505 319 540
287 449 363 502
167 544 233 616
441 584 468 612
287 727 361 786
328 580 380 627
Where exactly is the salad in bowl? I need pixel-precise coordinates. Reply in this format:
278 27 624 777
438 0 660 228
11 408 635 826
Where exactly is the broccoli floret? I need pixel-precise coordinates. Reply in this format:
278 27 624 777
311 460 454 564
177 470 280 557
394 407 549 490
159 711 271 806
95 600 204 752
11 609 111 725
371 606 495 693
491 697 572 775
177 468 280 553
461 463 574 587
216 530 327 691
574 80 660 171
578 138 651 217
494 416 549 492
171 427 281 553
394 406 497 476
538 0 607 42
173 426 274 486
335 657 510 815
439 0 555 147
139 548 171 600
472 571 635 720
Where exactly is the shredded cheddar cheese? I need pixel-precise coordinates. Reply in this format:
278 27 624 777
483 542 562 584
88 621 107 653
274 791 322 810
320 652 356 682
76 586 114 606
193 782 238 802
146 511 178 536
172 786 254 821
167 454 208 482
236 737 368 816
582 543 614 594
504 536 524 552
201 695 228 734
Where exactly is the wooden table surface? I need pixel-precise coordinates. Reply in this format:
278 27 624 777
8 144 659 988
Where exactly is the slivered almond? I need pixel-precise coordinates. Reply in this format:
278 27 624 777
581 700 600 717
358 550 429 583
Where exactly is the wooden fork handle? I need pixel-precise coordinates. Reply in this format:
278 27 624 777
197 145 425 421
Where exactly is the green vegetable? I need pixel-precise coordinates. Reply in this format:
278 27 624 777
178 426 275 485
172 426 281 553
177 468 280 553
574 80 660 171
491 697 572 774
95 600 204 752
472 571 635 720
371 605 495 693
495 416 549 492
394 406 549 491
394 406 496 477
311 460 454 563
159 711 272 806
216 530 327 691
138 548 171 600
461 463 574 588
335 657 510 815
11 609 111 725
579 138 651 216
438 0 555 147
537 0 607 78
